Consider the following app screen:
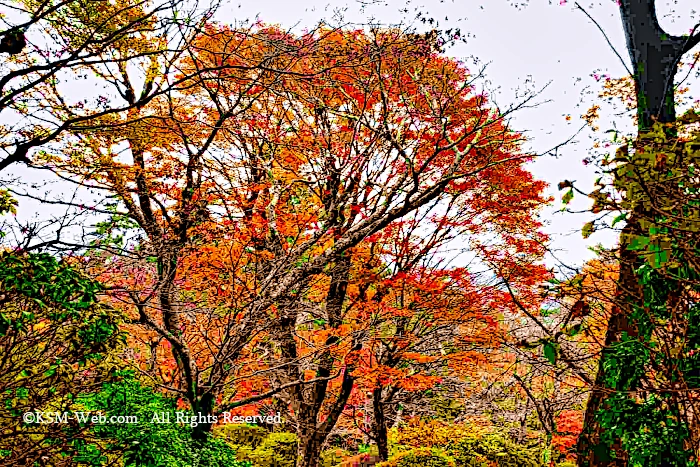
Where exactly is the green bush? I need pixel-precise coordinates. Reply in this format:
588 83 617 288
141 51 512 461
214 424 269 448
75 376 251 467
235 432 298 467
196 438 254 467
449 433 542 467
377 448 456 467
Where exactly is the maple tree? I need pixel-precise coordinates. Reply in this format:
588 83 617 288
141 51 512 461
27 19 556 466
0 2 231 463
338 182 549 462
207 26 551 467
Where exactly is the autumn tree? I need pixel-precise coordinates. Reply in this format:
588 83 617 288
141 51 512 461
203 26 551 467
0 0 220 174
25 20 450 444
0 2 231 463
335 173 549 462
39 22 358 443
24 13 555 465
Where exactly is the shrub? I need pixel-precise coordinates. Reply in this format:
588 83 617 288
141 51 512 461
450 433 542 467
387 418 544 467
391 419 479 449
376 448 456 467
214 424 269 448
321 448 353 467
74 376 252 467
234 431 298 467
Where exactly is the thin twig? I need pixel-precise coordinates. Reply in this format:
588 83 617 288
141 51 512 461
575 2 633 77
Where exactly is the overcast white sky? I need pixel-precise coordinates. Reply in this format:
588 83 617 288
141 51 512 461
6 0 700 272
209 0 697 270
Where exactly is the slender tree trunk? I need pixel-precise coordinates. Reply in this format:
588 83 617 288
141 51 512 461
287 253 358 467
372 387 389 462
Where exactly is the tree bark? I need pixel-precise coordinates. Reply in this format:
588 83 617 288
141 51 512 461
576 219 642 466
296 424 328 467
292 409 325 466
293 367 356 467
576 2 700 465
192 392 215 441
372 387 389 462
616 0 697 130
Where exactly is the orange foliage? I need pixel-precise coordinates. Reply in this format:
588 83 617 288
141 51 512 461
45 22 552 458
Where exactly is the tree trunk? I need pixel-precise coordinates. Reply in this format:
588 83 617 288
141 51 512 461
372 387 389 462
577 2 700 465
287 253 358 467
293 368 356 467
192 392 215 441
617 1 685 131
297 408 326 467
297 426 327 467
575 221 642 465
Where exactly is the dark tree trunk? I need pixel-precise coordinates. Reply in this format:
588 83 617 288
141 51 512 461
297 427 327 467
372 388 389 462
617 1 683 131
293 367 356 467
192 392 215 441
576 2 700 466
288 254 359 467
576 220 642 466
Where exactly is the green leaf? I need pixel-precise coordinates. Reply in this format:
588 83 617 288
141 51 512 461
582 221 595 239
649 249 669 269
627 235 650 251
566 323 582 337
562 189 574 205
543 341 559 365
611 213 627 227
